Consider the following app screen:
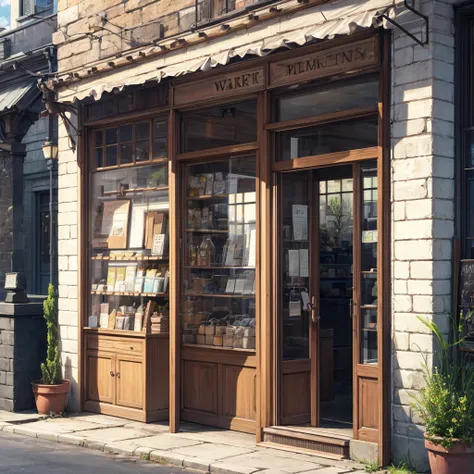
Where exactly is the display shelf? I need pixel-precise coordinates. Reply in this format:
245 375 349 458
361 328 377 332
320 277 352 280
182 343 255 353
360 304 377 309
91 255 169 261
103 185 169 196
184 292 254 298
186 194 229 201
91 291 169 297
185 228 229 234
184 265 254 270
83 327 169 338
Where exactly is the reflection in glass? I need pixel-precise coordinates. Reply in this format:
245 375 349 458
120 124 133 143
181 100 257 153
120 143 133 165
136 122 150 140
96 148 103 168
136 141 150 162
94 130 103 147
360 163 378 364
105 128 117 145
105 146 117 167
152 138 167 159
282 174 309 360
153 120 167 138
279 117 378 161
278 75 379 122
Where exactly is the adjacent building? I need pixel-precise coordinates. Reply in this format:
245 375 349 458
51 0 468 471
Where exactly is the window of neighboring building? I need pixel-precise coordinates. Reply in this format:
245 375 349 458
21 0 54 17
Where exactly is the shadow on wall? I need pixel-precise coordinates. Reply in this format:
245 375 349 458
63 355 79 413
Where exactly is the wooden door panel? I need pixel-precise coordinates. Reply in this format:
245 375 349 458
86 351 114 404
115 355 144 409
358 377 378 433
281 371 311 424
221 365 256 421
182 360 218 415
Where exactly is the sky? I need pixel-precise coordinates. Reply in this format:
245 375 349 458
0 0 9 29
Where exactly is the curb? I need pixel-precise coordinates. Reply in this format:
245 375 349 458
0 423 380 474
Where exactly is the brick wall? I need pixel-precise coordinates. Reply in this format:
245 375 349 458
55 0 257 74
390 0 458 470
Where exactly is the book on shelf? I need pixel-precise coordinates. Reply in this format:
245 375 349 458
108 309 117 329
125 265 136 292
152 234 167 257
114 267 126 292
106 267 117 291
142 300 156 334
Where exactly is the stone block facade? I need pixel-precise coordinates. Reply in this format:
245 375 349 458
0 303 46 411
57 113 80 412
54 0 258 73
390 0 459 470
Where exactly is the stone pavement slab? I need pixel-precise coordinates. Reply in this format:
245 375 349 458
70 414 128 427
78 426 153 442
31 419 101 432
119 434 203 451
220 451 322 473
0 411 42 423
170 442 255 461
174 426 257 448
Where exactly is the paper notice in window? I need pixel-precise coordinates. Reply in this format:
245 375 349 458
292 205 308 241
288 250 300 277
362 230 378 244
299 249 309 277
101 200 130 237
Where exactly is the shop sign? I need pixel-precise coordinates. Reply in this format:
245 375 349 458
174 67 265 106
269 37 378 88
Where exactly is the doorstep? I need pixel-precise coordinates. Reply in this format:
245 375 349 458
0 411 379 474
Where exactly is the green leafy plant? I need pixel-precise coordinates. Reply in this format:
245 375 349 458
387 463 416 474
360 458 379 472
411 314 474 449
40 284 62 385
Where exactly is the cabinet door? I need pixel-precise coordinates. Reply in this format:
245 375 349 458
115 354 144 409
86 351 115 404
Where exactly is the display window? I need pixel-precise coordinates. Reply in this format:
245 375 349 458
88 117 170 335
181 155 257 351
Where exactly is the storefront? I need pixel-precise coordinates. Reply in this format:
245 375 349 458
73 29 391 463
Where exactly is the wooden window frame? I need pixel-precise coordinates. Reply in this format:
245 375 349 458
90 115 169 172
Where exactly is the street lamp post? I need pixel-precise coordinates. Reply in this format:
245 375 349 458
41 140 58 285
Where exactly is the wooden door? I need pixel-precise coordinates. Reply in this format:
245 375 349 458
352 162 380 442
86 350 115 405
277 171 318 426
115 354 144 409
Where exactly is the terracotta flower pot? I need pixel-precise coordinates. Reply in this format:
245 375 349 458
425 435 474 474
32 380 70 415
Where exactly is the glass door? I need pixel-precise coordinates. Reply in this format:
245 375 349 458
277 166 356 432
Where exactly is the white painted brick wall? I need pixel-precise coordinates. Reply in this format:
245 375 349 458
57 110 79 413
391 0 460 470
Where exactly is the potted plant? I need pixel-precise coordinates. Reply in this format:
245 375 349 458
411 315 474 474
32 284 70 415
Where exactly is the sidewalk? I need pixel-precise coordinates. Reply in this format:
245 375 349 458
0 411 378 474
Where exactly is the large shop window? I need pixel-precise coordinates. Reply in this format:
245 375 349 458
182 155 257 351
88 117 170 334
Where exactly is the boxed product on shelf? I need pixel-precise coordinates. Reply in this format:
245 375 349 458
223 335 233 347
205 334 214 345
196 334 206 345
213 335 223 346
182 331 196 344
233 337 243 349
242 337 256 349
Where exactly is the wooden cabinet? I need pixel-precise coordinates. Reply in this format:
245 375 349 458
84 330 168 422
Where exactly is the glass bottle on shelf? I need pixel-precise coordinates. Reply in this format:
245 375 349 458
198 235 215 266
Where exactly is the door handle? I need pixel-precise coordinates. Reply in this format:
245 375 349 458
116 372 120 379
110 371 115 377
349 299 354 319
310 295 320 324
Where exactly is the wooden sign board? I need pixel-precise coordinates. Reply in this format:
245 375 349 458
174 66 265 106
269 37 378 88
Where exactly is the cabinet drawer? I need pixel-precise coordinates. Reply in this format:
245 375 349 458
87 335 144 355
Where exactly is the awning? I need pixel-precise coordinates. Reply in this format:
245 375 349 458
0 79 39 113
57 0 403 102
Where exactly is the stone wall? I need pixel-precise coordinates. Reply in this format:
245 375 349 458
55 0 257 74
0 304 46 412
57 115 79 412
390 0 458 470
